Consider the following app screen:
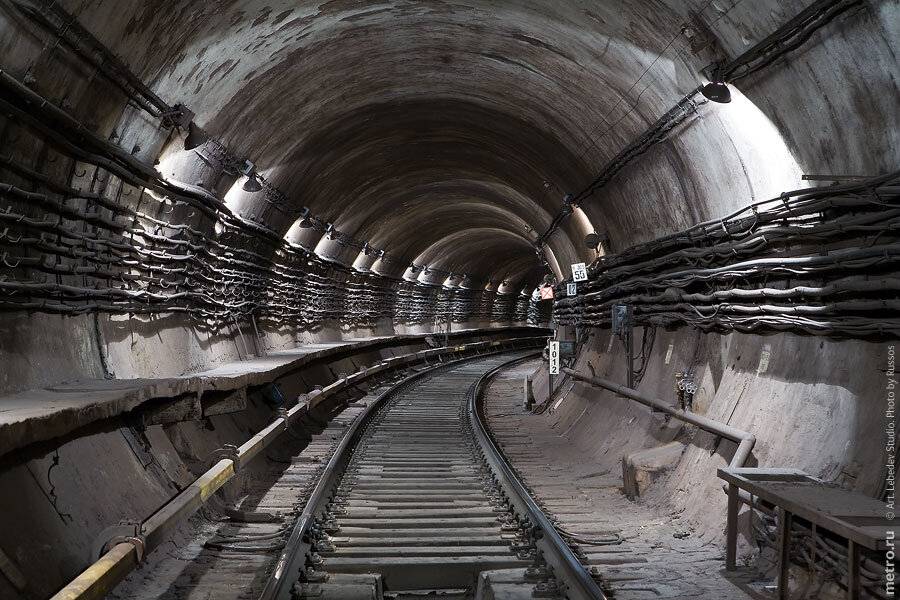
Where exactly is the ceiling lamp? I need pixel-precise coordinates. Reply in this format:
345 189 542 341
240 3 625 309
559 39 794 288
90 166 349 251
242 172 262 192
700 81 731 103
184 122 208 150
700 66 731 103
297 207 314 228
585 231 604 248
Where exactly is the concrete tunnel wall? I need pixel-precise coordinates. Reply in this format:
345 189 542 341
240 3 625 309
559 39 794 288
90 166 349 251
0 0 898 596
531 328 891 566
0 0 896 393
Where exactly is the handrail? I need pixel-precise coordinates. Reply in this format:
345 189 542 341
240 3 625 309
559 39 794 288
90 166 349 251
471 355 609 600
561 367 755 469
560 366 764 513
50 336 544 600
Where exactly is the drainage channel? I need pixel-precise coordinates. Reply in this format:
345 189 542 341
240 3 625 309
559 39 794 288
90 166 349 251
266 352 608 600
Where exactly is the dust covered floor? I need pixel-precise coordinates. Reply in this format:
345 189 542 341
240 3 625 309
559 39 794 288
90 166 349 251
483 359 767 599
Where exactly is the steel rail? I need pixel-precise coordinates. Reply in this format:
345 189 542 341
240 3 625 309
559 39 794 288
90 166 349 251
48 336 542 600
470 355 609 600
259 351 494 599
259 343 547 599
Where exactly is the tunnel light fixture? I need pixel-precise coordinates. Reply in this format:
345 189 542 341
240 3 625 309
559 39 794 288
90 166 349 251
184 122 208 150
298 207 314 228
242 173 262 192
700 65 731 104
700 81 731 103
239 159 263 193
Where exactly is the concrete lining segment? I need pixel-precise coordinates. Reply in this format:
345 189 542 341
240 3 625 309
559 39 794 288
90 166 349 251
0 326 544 458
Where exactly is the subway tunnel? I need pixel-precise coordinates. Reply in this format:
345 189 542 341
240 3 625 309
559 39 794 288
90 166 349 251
0 0 898 599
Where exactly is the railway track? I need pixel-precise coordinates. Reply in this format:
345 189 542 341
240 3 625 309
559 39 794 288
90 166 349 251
262 352 607 600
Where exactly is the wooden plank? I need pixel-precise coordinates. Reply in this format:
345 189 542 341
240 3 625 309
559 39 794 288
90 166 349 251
726 483 739 570
778 509 793 600
719 467 892 550
848 540 860 600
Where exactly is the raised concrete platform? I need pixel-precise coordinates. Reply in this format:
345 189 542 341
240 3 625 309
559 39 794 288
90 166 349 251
622 441 686 498
0 327 538 458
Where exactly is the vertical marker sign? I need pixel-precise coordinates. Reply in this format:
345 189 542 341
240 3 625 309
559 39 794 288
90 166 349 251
571 262 588 282
567 282 577 296
549 341 560 374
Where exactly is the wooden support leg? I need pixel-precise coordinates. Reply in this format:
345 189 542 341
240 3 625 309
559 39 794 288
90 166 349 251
726 483 739 570
809 523 816 571
777 509 793 600
847 540 860 600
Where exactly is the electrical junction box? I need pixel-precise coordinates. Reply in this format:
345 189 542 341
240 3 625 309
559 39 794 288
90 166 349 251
558 341 575 357
612 305 632 335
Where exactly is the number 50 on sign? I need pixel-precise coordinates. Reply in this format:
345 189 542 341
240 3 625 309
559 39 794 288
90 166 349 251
571 262 588 282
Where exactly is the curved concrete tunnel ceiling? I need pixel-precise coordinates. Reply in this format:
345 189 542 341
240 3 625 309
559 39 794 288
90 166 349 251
3 1 900 599
412 227 537 283
82 0 757 285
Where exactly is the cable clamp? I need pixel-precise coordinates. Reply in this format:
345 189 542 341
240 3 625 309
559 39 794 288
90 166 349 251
212 443 241 472
92 521 146 562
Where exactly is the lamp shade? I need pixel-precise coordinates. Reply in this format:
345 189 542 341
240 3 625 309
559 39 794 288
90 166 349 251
183 122 208 150
700 82 731 103
242 174 262 192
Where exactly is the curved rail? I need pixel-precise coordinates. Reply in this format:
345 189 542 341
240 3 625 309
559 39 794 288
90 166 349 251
50 336 544 600
259 359 459 600
260 345 550 599
469 354 609 600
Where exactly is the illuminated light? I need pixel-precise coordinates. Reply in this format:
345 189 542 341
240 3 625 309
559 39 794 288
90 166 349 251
352 250 371 270
700 81 731 103
313 232 334 257
715 87 804 200
223 180 245 211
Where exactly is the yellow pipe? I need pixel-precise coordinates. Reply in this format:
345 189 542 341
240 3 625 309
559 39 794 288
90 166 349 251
192 460 235 502
50 543 136 600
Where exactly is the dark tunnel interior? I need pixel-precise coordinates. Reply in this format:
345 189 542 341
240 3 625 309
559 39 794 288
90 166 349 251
0 1 898 599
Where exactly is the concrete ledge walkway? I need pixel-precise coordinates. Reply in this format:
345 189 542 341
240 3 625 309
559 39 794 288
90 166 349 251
0 327 535 458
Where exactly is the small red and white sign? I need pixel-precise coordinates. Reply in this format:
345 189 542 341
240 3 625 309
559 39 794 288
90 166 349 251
539 286 555 300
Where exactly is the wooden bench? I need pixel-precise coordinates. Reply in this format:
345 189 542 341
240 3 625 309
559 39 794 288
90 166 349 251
718 467 895 599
